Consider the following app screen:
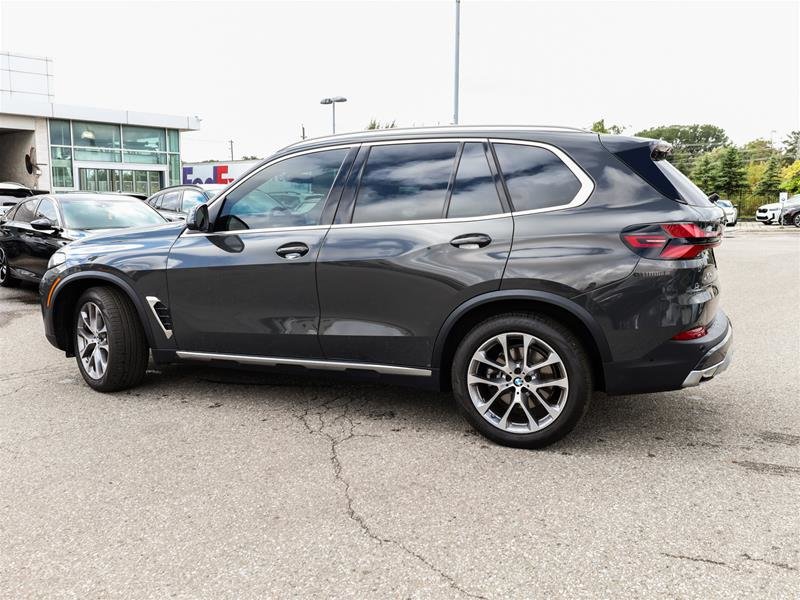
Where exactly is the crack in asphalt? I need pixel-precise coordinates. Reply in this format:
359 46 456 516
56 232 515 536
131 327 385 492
661 553 728 567
294 394 487 600
740 553 798 572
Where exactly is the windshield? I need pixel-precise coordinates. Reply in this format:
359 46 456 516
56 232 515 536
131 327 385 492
717 200 733 208
61 199 166 230
655 160 711 206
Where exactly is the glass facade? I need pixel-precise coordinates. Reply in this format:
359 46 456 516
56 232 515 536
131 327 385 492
49 119 181 190
78 167 163 196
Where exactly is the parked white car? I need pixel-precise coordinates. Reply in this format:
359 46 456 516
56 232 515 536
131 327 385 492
756 195 800 224
714 198 738 226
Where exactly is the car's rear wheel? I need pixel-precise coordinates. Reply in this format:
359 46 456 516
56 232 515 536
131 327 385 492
793 214 800 228
0 247 19 288
74 286 148 392
451 313 592 448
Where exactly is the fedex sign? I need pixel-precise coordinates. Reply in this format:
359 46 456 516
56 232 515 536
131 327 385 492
181 161 260 185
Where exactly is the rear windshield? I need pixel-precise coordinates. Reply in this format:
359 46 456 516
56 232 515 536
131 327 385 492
655 160 712 207
61 199 166 230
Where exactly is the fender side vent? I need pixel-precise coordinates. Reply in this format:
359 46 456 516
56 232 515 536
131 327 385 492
146 296 173 339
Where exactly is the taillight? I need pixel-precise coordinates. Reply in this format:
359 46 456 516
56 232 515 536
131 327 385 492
622 222 721 260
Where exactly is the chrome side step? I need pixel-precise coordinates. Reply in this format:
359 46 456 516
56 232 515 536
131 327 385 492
175 350 432 377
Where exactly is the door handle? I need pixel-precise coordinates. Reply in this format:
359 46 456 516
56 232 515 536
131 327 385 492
276 242 309 259
450 233 492 249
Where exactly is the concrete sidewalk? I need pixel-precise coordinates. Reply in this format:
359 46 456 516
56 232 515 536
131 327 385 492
730 221 800 233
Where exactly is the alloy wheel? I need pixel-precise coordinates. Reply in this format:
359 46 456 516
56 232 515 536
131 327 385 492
467 332 569 434
76 301 110 380
794 214 800 228
0 248 8 283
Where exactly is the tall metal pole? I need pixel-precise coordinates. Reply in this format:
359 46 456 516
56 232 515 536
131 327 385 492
453 0 460 125
332 102 336 134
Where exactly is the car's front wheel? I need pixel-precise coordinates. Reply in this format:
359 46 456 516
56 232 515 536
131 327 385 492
74 286 149 392
793 214 800 228
0 247 19 288
451 313 592 448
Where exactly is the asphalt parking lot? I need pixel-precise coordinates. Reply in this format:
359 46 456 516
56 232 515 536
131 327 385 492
1 229 798 598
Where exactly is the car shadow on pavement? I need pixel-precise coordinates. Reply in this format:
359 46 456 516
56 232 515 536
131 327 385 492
137 363 726 455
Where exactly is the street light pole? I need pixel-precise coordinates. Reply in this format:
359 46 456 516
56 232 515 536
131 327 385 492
453 0 460 125
320 96 347 134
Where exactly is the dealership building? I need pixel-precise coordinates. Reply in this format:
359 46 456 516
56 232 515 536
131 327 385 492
0 51 200 195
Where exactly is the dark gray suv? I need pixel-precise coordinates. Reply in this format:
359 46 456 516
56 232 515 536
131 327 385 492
39 126 732 448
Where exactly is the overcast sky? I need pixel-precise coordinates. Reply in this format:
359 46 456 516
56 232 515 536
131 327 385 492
2 0 798 161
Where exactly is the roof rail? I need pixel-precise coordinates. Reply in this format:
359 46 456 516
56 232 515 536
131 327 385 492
282 124 589 152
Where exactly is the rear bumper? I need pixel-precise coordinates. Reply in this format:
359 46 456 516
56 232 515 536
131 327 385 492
681 326 732 387
603 310 732 395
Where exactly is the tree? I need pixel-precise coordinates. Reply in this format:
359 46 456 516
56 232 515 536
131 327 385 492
780 160 800 195
241 155 260 160
714 147 746 198
754 156 783 198
745 161 767 193
690 154 717 192
590 118 624 135
782 131 800 164
366 119 397 130
635 125 729 173
634 124 729 156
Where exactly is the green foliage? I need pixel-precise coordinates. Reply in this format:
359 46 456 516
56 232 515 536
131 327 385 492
366 119 397 130
690 154 717 192
241 155 260 160
635 124 729 156
745 161 767 192
714 147 747 198
754 155 782 197
782 131 800 165
781 160 800 195
590 118 624 135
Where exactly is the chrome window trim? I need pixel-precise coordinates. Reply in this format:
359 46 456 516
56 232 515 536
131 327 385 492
185 136 594 236
330 212 510 230
176 350 431 377
181 144 354 238
183 224 331 237
489 138 595 216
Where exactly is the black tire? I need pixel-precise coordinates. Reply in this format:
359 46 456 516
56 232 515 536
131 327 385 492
451 313 592 449
794 214 800 228
0 247 19 288
73 286 149 392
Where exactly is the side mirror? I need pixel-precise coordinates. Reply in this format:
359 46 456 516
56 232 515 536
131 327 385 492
708 193 720 203
186 203 210 232
30 217 59 232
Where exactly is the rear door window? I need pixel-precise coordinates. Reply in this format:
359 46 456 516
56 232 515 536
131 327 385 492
447 143 503 219
493 143 581 212
352 142 459 223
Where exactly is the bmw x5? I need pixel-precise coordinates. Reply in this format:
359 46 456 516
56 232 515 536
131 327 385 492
40 126 732 448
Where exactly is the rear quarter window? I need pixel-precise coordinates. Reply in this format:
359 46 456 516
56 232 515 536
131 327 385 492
493 143 582 212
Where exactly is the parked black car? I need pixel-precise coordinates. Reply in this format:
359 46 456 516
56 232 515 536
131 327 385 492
781 199 800 227
39 126 732 448
0 181 49 217
0 193 167 286
145 184 227 221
